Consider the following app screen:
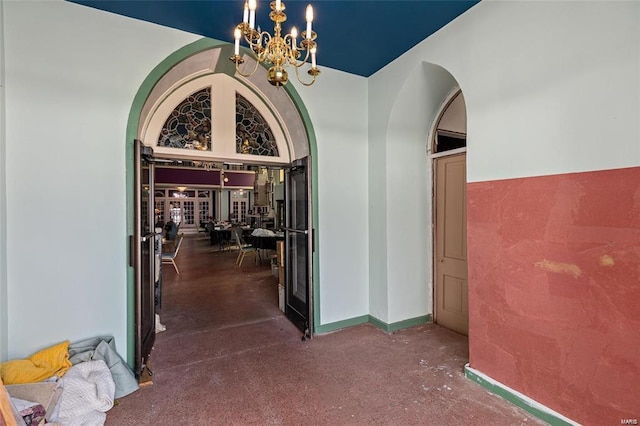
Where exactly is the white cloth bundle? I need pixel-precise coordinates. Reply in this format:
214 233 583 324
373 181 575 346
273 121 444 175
51 360 115 425
251 228 275 237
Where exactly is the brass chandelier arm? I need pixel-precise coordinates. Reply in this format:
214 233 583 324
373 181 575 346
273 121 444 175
232 51 262 79
293 63 320 86
291 47 313 69
230 27 270 79
283 34 311 67
247 30 271 63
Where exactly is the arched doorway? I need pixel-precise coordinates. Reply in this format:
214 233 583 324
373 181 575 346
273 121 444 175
125 39 319 371
431 90 468 335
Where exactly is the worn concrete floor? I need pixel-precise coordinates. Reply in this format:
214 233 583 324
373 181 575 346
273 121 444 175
106 235 544 425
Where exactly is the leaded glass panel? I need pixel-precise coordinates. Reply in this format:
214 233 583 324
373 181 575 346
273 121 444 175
158 88 212 151
235 93 279 157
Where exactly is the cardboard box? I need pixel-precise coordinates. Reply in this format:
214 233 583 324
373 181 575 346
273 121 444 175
6 382 62 423
1 377 25 426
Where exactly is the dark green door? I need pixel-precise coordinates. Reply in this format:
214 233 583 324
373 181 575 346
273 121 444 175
284 157 312 337
133 140 158 377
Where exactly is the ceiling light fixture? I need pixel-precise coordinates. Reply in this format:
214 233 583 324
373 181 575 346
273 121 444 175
177 186 188 192
230 0 320 87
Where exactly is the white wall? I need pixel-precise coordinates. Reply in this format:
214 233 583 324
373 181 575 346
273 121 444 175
369 0 640 324
386 0 640 183
291 69 370 326
4 0 198 359
0 0 8 362
464 0 639 182
367 67 389 323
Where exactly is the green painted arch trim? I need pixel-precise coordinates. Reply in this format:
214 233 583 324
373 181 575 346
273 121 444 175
125 37 320 366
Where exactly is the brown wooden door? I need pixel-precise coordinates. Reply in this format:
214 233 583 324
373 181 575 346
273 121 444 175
434 153 468 335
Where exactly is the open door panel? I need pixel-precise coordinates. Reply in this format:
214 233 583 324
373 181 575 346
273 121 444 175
133 139 161 378
284 157 313 338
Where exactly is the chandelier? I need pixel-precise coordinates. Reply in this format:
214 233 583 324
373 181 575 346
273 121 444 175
230 0 320 87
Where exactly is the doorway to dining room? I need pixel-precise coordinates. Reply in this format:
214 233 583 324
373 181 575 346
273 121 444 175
127 41 318 377
134 148 313 380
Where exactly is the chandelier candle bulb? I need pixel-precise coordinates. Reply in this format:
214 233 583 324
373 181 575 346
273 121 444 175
243 1 248 23
291 27 298 51
275 0 281 12
311 46 316 68
306 4 313 39
249 0 256 29
234 28 241 55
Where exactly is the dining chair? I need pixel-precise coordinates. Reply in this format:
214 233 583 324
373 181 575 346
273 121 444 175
162 233 184 274
232 228 258 267
198 222 210 239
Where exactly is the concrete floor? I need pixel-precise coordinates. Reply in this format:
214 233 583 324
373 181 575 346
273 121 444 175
106 235 544 425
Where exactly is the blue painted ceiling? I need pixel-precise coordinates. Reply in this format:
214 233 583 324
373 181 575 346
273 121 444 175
68 0 479 77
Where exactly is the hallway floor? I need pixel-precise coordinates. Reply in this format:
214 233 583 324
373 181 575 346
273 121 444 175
106 235 543 425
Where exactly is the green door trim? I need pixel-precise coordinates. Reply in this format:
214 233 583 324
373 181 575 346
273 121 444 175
125 38 320 366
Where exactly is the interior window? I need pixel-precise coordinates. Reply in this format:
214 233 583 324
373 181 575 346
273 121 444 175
436 132 466 153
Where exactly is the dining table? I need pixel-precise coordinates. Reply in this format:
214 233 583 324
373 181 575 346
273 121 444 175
209 227 257 249
247 233 284 251
209 227 284 259
246 233 285 264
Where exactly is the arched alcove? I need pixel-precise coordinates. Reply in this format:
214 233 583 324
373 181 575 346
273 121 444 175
372 60 467 332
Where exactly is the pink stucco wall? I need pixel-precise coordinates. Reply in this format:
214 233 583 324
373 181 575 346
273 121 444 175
467 166 640 424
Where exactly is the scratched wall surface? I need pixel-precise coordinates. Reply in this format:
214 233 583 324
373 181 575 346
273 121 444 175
467 166 640 424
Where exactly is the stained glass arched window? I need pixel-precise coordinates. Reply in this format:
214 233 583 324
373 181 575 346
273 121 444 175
158 88 212 151
236 93 279 157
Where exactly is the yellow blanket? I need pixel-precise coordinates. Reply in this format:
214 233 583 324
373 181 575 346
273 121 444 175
0 341 72 384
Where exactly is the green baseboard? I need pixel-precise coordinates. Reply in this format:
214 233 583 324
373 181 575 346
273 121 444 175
316 314 432 334
367 315 389 332
464 364 578 426
314 315 370 334
369 314 433 332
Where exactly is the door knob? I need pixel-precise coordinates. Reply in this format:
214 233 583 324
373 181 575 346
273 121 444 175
440 259 445 263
